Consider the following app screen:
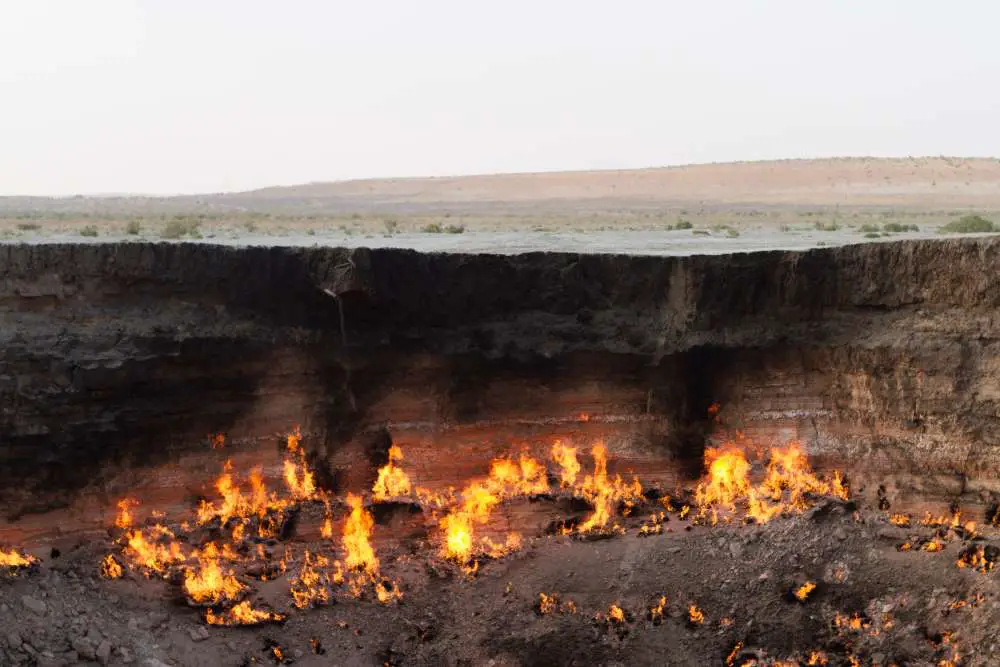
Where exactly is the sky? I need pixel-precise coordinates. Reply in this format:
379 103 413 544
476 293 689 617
1 1 999 196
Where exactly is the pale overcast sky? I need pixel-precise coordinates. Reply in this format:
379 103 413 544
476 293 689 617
1 1 999 195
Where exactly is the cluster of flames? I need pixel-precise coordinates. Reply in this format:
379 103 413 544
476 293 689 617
81 426 849 626
102 428 401 625
693 440 848 524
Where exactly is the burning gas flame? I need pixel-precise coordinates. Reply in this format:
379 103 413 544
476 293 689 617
575 443 643 533
688 604 705 625
551 440 581 489
647 595 667 624
283 426 318 501
793 581 816 602
100 554 124 579
0 547 37 569
695 441 847 523
889 513 911 526
114 498 138 529
372 445 413 500
537 592 558 615
343 494 378 574
183 543 244 605
289 549 338 609
205 600 285 626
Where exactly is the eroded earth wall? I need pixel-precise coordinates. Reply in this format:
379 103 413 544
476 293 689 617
2 239 1000 538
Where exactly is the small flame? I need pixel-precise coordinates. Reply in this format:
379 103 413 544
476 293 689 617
688 604 705 625
607 604 626 624
100 554 123 579
576 443 643 533
647 595 667 624
889 513 911 527
551 440 582 489
372 445 413 501
343 494 378 575
726 642 743 667
793 581 816 602
205 600 285 626
114 498 138 529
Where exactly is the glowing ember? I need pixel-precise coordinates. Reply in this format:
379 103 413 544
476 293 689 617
205 600 285 626
638 512 666 536
100 554 124 579
372 445 413 500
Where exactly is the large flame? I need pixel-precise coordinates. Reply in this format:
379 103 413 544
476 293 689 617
183 543 244 605
0 547 37 569
575 443 643 533
694 441 847 523
343 494 378 574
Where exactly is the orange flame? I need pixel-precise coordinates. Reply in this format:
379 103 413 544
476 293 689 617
0 547 37 569
183 543 244 604
576 443 643 533
114 498 138 529
551 440 582 489
794 581 816 602
283 426 318 501
695 441 847 523
100 554 124 579
205 600 285 626
372 445 413 500
688 604 705 625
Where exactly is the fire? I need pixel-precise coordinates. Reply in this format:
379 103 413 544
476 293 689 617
647 595 667 624
205 600 285 626
100 554 124 579
695 446 751 510
688 604 705 625
537 592 558 615
183 543 244 604
343 494 378 574
726 642 743 667
575 443 642 533
114 498 138 529
372 445 413 500
806 652 829 666
793 581 816 602
638 512 665 536
123 528 186 574
489 453 550 496
607 604 626 624
289 549 335 609
0 547 37 569
957 545 995 573
923 538 945 552
889 513 911 526
694 441 847 523
283 426 318 501
551 440 581 489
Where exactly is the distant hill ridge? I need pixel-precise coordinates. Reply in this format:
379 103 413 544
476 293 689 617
3 157 1000 215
